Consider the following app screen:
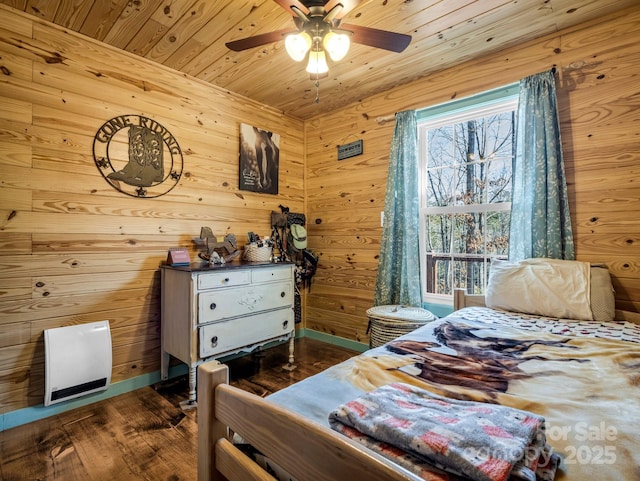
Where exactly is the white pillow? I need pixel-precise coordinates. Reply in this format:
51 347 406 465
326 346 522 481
486 258 595 320
589 266 615 321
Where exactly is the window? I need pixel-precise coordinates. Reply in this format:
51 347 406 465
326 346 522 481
417 86 518 301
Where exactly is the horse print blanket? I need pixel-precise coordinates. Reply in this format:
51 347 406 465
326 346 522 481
267 307 640 481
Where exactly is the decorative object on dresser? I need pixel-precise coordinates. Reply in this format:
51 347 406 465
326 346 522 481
196 227 240 265
160 262 295 409
167 247 190 266
243 242 273 262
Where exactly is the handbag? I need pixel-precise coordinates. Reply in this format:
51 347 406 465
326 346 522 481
271 211 288 228
287 212 306 226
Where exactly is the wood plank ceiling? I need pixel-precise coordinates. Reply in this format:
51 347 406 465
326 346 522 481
2 0 637 120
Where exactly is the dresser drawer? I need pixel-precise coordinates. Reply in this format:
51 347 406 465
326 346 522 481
197 269 251 290
199 308 294 358
252 265 293 283
198 281 293 323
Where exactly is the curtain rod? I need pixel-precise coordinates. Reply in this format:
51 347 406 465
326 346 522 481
375 114 396 125
376 68 555 126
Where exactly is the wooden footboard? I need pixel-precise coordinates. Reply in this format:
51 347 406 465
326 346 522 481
197 361 421 481
197 361 229 481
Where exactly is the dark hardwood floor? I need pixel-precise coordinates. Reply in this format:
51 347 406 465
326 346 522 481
0 338 357 481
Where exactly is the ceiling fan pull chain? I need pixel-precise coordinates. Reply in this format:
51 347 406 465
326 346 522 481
315 79 320 104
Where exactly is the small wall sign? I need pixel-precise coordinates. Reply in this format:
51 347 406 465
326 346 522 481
167 248 190 266
93 115 183 198
337 139 363 160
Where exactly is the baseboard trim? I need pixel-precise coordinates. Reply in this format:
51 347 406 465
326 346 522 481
298 328 369 352
0 364 188 432
1 330 366 431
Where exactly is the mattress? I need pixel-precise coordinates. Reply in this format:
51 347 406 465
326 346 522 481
264 307 640 480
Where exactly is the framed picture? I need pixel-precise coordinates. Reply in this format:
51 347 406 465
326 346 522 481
239 123 280 194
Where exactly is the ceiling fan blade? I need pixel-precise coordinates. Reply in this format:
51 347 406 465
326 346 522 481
324 0 362 20
226 28 295 51
340 23 411 53
271 0 310 16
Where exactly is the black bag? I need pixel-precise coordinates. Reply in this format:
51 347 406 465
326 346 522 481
294 249 318 289
287 212 306 226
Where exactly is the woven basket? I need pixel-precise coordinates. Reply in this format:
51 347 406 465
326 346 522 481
366 305 437 348
243 243 272 262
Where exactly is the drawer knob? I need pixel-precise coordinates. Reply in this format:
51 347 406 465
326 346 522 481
282 320 289 329
210 302 217 310
224 277 230 283
280 291 286 298
210 336 218 347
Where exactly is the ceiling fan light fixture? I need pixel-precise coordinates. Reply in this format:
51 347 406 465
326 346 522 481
323 31 350 61
306 48 329 75
285 31 312 61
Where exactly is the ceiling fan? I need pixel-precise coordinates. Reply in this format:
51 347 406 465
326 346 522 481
225 0 412 80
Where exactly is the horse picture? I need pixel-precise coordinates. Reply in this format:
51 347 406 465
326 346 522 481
239 123 280 194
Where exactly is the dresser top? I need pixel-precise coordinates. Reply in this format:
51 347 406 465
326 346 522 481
161 260 292 273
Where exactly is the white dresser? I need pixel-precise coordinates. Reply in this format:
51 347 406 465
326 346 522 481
160 261 295 404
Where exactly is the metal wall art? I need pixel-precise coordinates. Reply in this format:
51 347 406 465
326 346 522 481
239 123 280 195
93 115 183 198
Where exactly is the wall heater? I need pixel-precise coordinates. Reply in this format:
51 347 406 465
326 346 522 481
44 320 112 406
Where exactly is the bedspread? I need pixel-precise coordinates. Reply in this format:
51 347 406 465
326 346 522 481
267 307 640 480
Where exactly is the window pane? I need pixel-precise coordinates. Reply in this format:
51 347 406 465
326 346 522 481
454 259 487 295
453 212 484 254
425 213 451 252
486 157 512 203
426 167 454 206
419 93 517 298
454 162 483 206
485 210 510 256
433 257 450 295
428 126 454 168
485 113 514 158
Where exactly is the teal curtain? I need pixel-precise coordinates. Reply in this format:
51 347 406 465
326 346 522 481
509 70 575 260
373 110 422 306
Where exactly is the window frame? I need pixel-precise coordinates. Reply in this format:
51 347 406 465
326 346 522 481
417 85 519 304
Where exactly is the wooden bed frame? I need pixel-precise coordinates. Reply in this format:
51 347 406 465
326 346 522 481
196 289 482 481
196 361 422 481
196 288 638 481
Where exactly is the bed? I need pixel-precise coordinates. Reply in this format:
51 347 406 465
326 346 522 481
196 259 640 481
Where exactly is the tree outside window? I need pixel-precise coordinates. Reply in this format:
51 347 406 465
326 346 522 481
418 96 517 300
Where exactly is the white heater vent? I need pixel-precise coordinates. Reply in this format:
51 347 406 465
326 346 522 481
44 320 112 406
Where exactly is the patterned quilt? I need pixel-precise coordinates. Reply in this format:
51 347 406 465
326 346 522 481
329 382 559 481
266 307 640 481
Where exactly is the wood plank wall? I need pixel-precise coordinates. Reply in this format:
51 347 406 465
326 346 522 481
0 5 304 414
1 3 639 417
304 5 640 341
